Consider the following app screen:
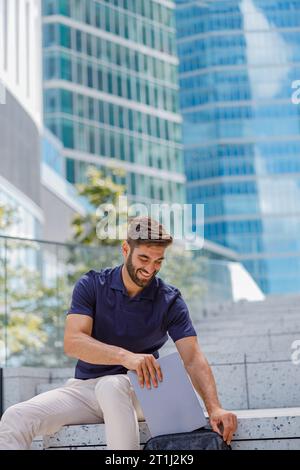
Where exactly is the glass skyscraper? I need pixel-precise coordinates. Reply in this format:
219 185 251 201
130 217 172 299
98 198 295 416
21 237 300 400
176 0 300 294
42 0 185 207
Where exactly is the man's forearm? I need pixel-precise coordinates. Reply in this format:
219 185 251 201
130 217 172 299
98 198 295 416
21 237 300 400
65 332 130 366
185 354 222 415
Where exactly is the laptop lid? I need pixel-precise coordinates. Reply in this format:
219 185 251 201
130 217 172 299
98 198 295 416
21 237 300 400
127 351 207 437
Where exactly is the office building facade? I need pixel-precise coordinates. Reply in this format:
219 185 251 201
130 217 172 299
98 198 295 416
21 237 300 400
0 0 92 242
176 0 300 293
42 0 185 206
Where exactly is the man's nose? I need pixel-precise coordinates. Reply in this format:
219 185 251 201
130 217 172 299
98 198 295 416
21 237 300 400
148 265 157 274
143 266 154 275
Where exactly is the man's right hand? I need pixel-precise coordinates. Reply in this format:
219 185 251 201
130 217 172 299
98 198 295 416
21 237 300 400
122 352 163 389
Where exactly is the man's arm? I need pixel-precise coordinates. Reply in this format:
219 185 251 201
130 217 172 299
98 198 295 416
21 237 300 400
175 336 237 445
64 314 128 365
64 314 163 385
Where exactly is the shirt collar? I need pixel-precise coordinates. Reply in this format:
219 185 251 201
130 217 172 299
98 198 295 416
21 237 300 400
110 264 157 300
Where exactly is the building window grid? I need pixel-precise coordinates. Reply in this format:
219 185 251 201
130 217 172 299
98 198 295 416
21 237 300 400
60 118 178 171
46 113 181 173
44 1 176 55
43 0 183 203
43 48 179 114
44 24 178 86
177 3 300 293
44 80 181 143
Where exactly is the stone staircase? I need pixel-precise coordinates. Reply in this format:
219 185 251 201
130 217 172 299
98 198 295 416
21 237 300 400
2 294 300 450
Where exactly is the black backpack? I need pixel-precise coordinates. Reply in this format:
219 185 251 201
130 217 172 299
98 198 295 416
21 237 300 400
143 427 232 450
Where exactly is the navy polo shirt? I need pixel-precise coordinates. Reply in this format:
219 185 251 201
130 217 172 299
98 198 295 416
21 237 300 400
67 264 197 379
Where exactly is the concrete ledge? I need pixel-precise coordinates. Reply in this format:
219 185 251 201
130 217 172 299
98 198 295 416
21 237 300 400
2 368 73 411
31 408 300 450
33 362 300 411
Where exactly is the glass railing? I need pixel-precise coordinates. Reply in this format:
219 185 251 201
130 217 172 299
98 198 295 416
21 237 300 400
0 235 239 368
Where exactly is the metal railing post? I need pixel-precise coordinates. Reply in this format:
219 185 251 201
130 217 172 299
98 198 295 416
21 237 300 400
0 367 3 418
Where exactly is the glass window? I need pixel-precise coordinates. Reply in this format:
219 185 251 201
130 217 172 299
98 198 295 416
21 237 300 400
119 107 124 128
126 77 131 99
117 75 122 96
136 80 141 102
61 89 73 114
129 138 135 162
62 119 74 148
128 109 134 130
76 61 83 84
43 24 56 47
97 69 103 90
59 24 71 48
110 134 115 157
88 98 95 120
105 5 110 31
85 0 91 24
77 123 86 151
77 94 84 117
95 3 101 27
58 0 70 16
60 55 72 80
89 128 95 154
75 30 82 52
66 158 75 183
43 0 56 15
44 89 58 112
124 17 129 39
44 56 57 79
72 0 82 20
99 129 105 155
115 10 120 35
120 135 125 160
108 72 113 93
131 173 136 195
87 65 93 87
98 101 104 123
109 103 114 126
86 35 93 56
105 132 110 157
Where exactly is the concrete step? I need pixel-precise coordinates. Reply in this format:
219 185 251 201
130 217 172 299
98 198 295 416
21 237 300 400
195 310 300 321
194 335 299 355
198 304 300 312
198 295 300 309
193 310 300 322
195 326 300 338
193 312 300 323
31 408 300 450
195 301 300 315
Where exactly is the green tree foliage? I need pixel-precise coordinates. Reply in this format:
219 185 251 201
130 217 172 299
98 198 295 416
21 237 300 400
159 245 207 318
0 202 18 233
0 204 55 365
71 166 126 247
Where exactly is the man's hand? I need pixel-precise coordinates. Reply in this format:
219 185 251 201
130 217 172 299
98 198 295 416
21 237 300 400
209 408 238 445
122 352 163 389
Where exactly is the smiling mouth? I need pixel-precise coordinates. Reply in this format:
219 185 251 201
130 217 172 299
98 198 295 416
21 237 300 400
138 271 152 279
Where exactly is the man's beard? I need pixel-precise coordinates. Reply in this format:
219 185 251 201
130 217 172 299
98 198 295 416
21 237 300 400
125 252 157 288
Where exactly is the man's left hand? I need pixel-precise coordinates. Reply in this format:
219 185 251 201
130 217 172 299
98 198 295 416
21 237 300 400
209 408 238 445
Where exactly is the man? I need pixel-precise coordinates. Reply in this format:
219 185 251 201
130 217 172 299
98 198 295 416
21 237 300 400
0 216 237 450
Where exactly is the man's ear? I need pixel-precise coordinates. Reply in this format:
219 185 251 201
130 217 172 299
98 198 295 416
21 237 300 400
122 240 130 258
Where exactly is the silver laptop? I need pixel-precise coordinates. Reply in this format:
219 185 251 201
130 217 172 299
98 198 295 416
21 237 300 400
127 351 207 437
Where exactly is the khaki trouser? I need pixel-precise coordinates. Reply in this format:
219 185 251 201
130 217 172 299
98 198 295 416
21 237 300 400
0 374 145 450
